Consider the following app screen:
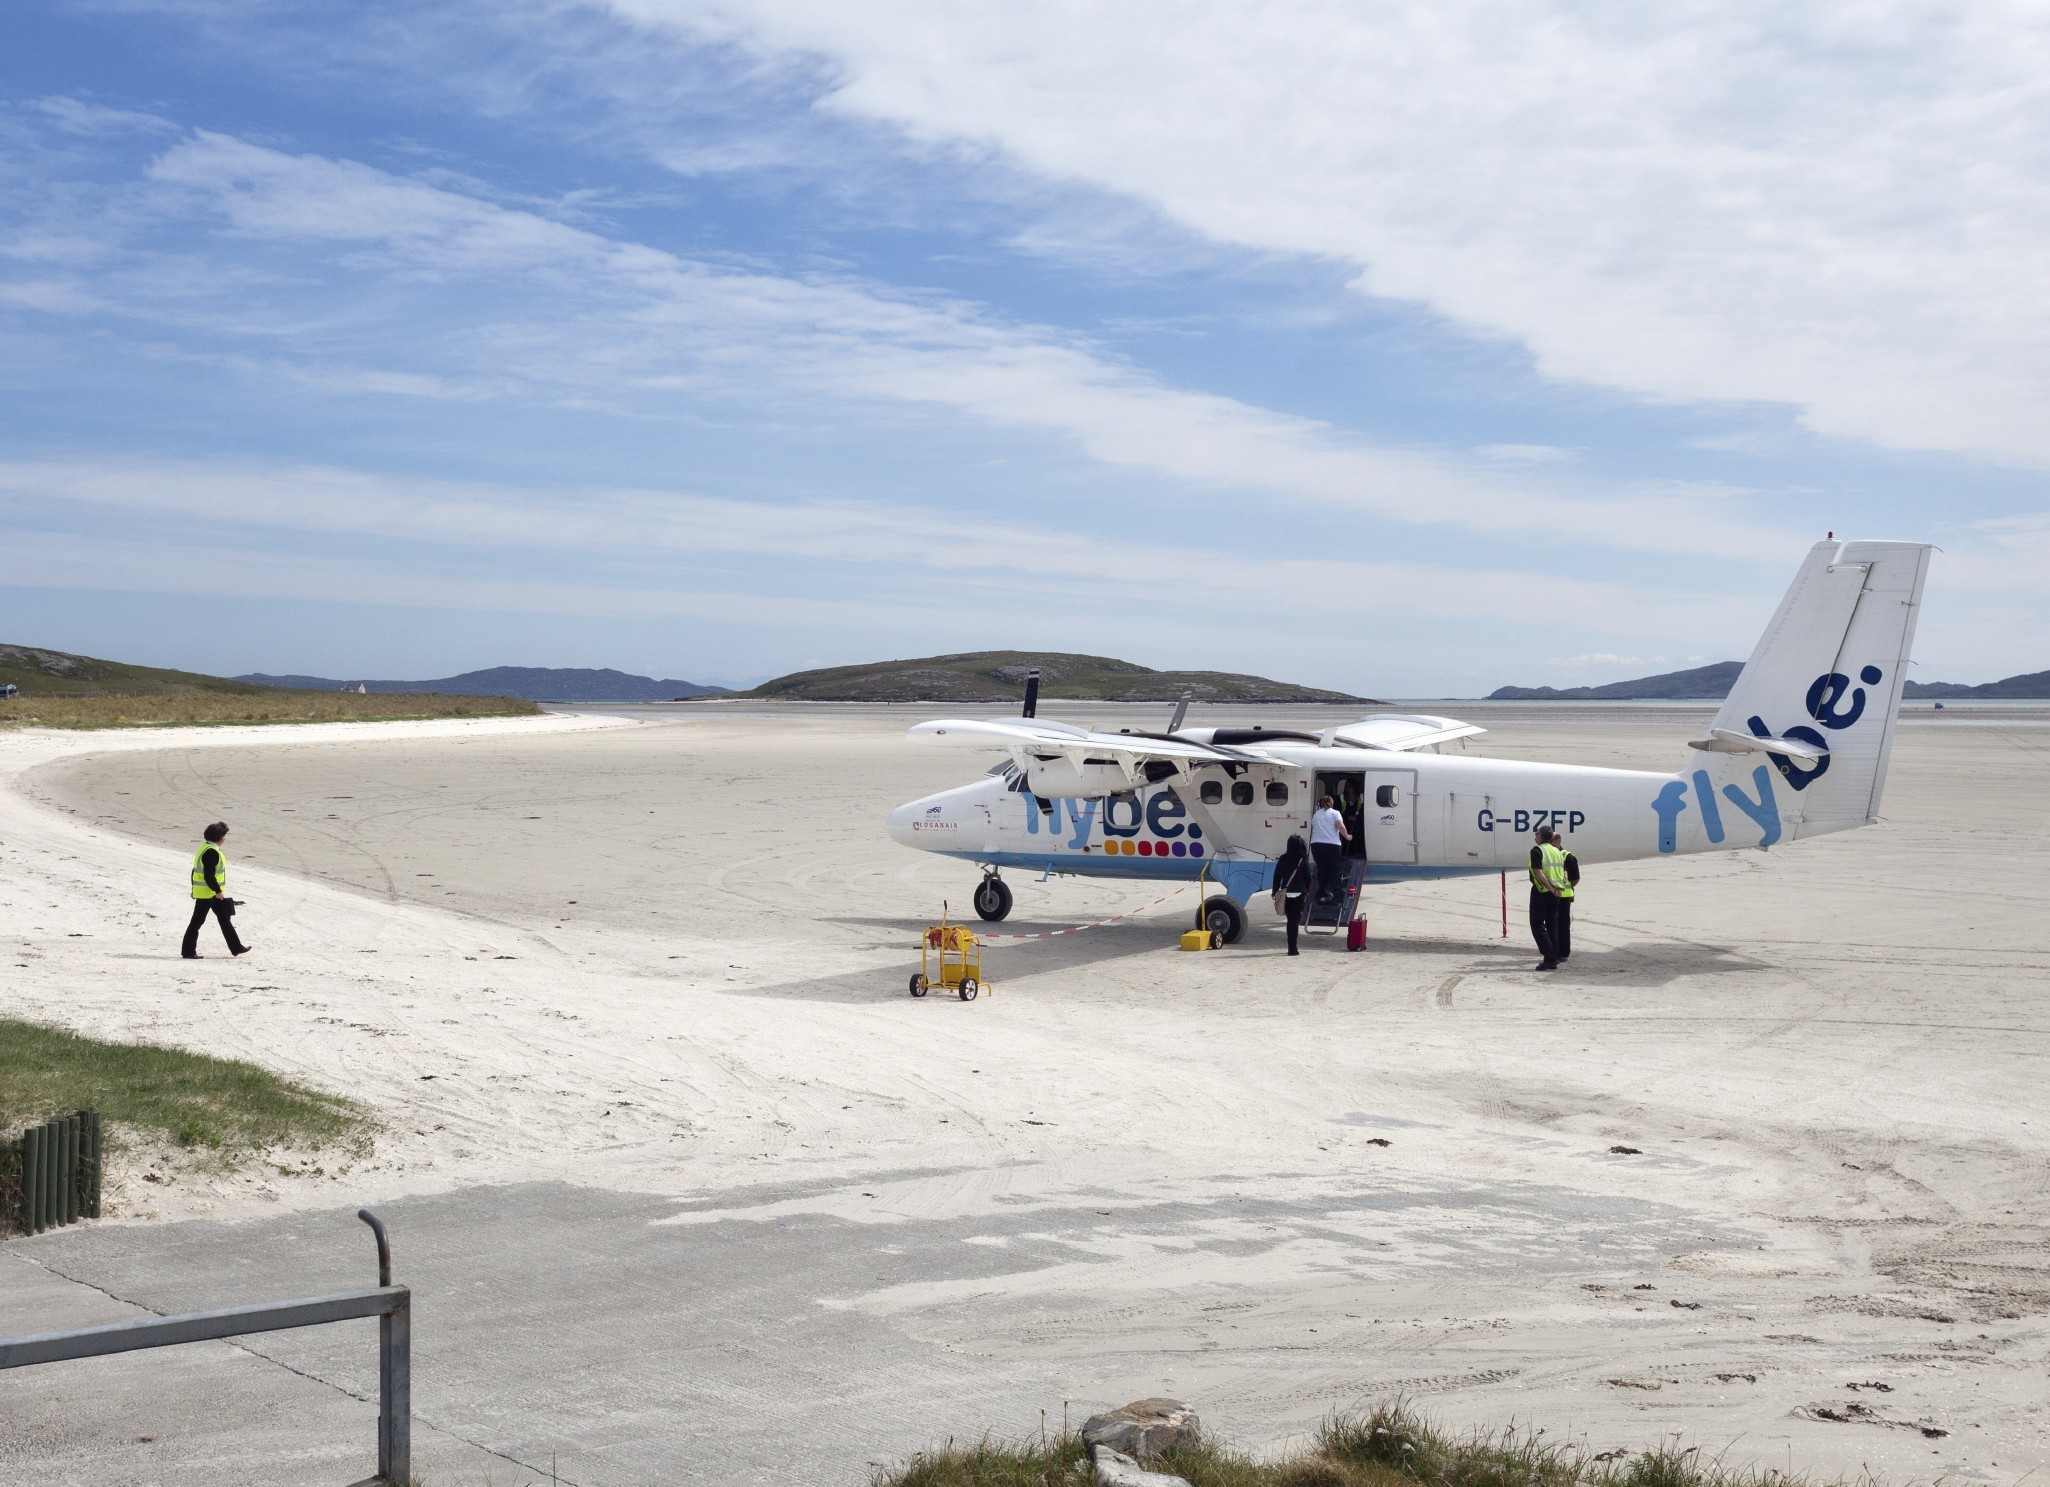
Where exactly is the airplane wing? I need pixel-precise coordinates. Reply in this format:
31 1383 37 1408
906 712 1484 794
1327 714 1485 750
907 718 1278 767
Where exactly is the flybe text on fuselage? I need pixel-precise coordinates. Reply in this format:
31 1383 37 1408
1018 792 1209 855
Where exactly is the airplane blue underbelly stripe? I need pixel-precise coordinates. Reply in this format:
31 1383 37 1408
925 848 1500 888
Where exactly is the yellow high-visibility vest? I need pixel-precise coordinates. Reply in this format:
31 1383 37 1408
1551 843 1575 900
191 842 227 900
1529 841 1568 895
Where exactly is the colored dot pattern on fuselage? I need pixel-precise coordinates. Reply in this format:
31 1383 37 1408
1102 838 1202 857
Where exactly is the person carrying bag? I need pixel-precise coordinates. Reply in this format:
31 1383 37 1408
1271 835 1311 956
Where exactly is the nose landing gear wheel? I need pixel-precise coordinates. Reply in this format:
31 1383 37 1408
909 973 928 998
1198 895 1246 945
973 875 1013 921
958 977 979 1001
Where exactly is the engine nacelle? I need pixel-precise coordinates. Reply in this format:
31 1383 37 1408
1021 758 1133 799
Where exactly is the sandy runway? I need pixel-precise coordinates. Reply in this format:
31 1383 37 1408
3 704 2048 1484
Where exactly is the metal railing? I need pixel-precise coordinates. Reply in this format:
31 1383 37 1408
0 1209 412 1486
6 1109 102 1234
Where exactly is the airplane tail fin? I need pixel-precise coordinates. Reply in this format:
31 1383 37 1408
1691 540 1932 838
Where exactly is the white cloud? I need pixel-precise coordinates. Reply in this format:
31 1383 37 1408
1478 444 1575 466
1550 654 1668 669
31 97 178 137
616 1 2050 468
86 131 1803 557
0 455 1731 638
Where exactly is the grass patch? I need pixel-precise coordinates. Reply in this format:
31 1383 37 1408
0 1016 369 1166
0 690 539 730
872 1402 1815 1487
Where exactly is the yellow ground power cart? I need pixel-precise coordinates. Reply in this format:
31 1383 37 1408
910 917 983 1001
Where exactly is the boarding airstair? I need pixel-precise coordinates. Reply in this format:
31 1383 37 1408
1304 856 1363 935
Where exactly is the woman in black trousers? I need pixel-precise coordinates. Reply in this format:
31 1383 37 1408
1272 835 1311 956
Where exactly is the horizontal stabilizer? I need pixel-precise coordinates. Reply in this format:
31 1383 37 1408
1686 727 1827 765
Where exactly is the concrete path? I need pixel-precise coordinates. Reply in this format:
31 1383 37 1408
4 1168 1721 1486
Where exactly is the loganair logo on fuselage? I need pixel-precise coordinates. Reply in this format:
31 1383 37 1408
1020 788 1208 859
1650 666 1881 852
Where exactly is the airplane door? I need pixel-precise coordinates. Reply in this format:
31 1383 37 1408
1360 770 1417 864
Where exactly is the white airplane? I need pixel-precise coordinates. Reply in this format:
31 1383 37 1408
887 540 1931 944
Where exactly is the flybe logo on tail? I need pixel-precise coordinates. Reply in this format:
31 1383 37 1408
1650 666 1883 852
1742 664 1884 790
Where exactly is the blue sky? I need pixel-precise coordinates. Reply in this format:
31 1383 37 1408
4 1 2046 695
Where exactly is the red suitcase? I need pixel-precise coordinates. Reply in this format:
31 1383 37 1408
1346 916 1367 951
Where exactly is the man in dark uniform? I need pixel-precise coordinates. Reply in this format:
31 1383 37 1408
1340 781 1366 859
1549 827 1579 961
182 821 250 958
1527 824 1565 971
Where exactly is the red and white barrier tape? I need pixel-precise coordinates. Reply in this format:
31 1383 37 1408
975 883 1198 943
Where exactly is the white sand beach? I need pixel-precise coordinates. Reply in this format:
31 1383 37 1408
3 704 2047 1484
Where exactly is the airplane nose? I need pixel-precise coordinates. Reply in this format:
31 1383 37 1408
886 799 920 847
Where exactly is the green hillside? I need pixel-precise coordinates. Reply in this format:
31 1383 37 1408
1488 660 2050 702
1489 661 1743 701
1905 669 2050 699
0 644 270 698
727 651 1368 704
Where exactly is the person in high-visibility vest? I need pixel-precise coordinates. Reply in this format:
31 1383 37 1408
1549 827 1579 962
1527 824 1568 971
181 821 250 958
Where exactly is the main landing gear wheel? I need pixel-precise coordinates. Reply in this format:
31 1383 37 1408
958 977 979 1001
1198 896 1246 946
973 875 1013 921
909 973 928 998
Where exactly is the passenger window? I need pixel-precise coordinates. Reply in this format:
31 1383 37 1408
1376 785 1399 807
1199 780 1223 805
1265 781 1289 806
1230 781 1254 806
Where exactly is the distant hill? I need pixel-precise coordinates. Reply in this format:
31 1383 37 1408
723 651 1370 704
239 666 726 702
1489 661 1743 701
1 644 270 698
1490 660 2050 702
1903 670 2050 700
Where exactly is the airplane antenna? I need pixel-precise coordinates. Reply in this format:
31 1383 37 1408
1167 691 1191 734
1022 669 1040 719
